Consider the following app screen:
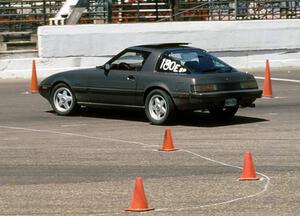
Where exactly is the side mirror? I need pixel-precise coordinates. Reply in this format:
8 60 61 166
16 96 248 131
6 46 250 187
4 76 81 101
104 63 111 73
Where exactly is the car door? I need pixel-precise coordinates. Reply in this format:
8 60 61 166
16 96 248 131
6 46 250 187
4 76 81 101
88 50 148 105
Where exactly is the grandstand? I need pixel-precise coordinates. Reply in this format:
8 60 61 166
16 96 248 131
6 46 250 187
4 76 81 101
0 0 299 31
0 0 299 53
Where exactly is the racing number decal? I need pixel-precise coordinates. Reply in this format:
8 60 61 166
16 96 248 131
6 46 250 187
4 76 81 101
160 58 187 73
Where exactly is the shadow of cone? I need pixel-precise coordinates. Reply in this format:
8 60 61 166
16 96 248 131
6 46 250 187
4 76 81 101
239 151 260 181
30 60 38 94
125 177 154 212
263 59 272 97
159 128 177 151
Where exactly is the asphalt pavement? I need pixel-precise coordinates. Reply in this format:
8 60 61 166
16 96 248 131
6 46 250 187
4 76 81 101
0 70 299 215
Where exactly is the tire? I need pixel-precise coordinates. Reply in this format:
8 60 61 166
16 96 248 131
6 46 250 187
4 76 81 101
208 106 238 120
145 89 175 125
50 83 78 116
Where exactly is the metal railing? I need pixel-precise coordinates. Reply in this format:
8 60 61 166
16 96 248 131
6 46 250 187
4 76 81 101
0 0 109 31
0 0 63 31
171 0 300 21
0 0 299 32
111 0 171 23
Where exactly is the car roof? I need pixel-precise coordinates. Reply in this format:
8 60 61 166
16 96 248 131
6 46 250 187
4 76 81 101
136 43 189 48
129 43 206 53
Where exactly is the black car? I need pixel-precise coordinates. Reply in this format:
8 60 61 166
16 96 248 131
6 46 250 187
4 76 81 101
39 43 262 125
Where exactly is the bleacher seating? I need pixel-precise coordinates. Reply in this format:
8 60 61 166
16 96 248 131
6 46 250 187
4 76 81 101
0 0 299 32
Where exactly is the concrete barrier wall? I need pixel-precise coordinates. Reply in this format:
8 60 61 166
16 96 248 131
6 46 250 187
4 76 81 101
0 57 109 79
1 50 300 79
38 20 300 58
1 20 300 79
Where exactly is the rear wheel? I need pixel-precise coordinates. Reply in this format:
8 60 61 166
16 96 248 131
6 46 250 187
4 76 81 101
208 106 238 120
50 83 78 115
145 89 175 125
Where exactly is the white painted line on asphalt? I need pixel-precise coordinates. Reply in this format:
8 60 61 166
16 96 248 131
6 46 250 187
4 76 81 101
250 59 300 63
2 67 91 73
0 125 271 213
0 137 19 141
261 96 286 99
60 124 87 127
0 58 36 61
255 76 300 83
155 149 270 212
0 126 156 148
21 91 30 95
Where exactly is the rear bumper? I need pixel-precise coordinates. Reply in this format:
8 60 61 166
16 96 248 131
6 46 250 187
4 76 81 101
173 89 262 110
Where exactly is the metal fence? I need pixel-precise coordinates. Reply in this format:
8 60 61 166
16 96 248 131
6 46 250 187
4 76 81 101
0 0 299 32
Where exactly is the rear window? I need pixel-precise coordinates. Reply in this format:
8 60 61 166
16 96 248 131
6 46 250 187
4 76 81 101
156 49 233 73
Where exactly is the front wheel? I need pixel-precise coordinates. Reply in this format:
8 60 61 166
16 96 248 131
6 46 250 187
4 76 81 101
145 89 175 125
50 83 78 115
208 106 238 120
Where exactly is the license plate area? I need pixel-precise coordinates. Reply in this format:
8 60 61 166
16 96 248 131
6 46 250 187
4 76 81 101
224 98 237 107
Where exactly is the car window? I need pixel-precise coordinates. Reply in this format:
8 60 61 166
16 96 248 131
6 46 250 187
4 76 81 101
110 51 149 71
157 49 232 73
156 54 188 73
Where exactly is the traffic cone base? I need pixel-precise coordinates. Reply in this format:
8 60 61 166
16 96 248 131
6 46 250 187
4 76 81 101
239 151 259 181
158 148 177 151
239 177 260 181
160 128 177 151
125 207 155 212
125 177 154 212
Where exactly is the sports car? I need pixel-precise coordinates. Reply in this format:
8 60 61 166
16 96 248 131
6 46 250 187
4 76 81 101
39 43 262 125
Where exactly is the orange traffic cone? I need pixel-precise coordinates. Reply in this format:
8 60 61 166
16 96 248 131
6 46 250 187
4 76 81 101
263 59 272 97
125 177 154 212
159 128 177 151
30 60 38 94
239 151 259 181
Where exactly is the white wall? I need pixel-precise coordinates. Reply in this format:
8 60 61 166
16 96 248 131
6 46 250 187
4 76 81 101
1 20 300 79
38 20 300 58
0 57 109 79
1 51 300 79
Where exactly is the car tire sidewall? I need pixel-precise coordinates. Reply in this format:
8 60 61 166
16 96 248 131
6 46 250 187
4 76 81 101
50 83 77 116
145 89 174 125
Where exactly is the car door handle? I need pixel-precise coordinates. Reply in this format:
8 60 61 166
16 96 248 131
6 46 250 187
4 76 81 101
127 75 135 81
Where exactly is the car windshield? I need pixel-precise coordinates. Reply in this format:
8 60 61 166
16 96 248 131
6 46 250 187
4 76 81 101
166 49 233 73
